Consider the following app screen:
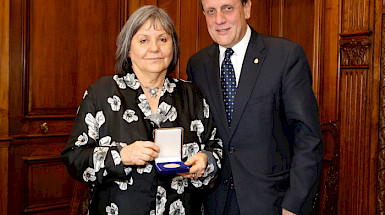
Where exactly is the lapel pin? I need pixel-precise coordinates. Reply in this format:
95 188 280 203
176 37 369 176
254 58 259 64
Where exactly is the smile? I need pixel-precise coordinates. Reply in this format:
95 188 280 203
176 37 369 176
216 28 230 33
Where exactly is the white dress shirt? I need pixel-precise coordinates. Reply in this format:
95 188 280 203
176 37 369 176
219 25 251 87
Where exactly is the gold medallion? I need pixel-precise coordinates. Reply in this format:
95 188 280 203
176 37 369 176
164 163 180 168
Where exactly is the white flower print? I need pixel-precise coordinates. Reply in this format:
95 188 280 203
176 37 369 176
158 102 177 122
158 102 171 115
108 95 121 112
182 142 200 159
173 78 179 82
123 73 140 90
93 147 109 172
166 106 177 122
171 176 188 194
128 177 133 185
169 199 185 215
163 78 176 94
114 179 132 190
103 169 108 176
106 203 119 215
137 164 153 174
138 94 152 117
156 186 167 215
111 150 121 165
190 120 204 143
83 90 88 99
203 98 209 118
83 167 96 182
203 175 214 185
99 136 112 146
191 179 203 188
113 75 126 89
150 210 155 215
76 106 80 115
85 111 105 141
210 128 216 140
214 148 223 158
203 163 215 177
123 109 138 123
124 167 132 175
75 132 88 147
213 153 221 169
217 138 223 147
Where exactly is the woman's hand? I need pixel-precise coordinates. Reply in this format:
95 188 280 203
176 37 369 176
180 152 208 179
120 141 160 166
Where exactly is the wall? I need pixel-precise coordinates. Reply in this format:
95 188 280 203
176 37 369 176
0 0 10 214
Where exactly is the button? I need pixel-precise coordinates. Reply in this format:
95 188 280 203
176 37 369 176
229 147 235 154
224 179 229 184
230 183 234 189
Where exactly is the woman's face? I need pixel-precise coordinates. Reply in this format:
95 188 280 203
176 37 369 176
129 19 173 76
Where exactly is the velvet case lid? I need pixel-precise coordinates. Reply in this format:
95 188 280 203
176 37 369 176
154 127 189 175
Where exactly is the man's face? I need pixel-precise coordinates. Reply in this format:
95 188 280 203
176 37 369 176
201 0 251 48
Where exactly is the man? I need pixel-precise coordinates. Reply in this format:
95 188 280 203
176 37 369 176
186 0 323 214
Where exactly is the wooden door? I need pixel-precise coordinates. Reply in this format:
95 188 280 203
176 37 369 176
8 0 126 214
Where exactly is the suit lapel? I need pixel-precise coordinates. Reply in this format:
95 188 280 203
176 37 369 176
229 31 266 137
204 45 231 133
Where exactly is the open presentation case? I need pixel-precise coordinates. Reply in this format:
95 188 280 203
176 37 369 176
153 127 190 175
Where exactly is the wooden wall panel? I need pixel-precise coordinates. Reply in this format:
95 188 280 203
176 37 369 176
179 0 199 80
0 0 10 137
270 0 323 103
377 10 385 215
337 0 378 213
8 138 72 215
316 122 340 215
341 0 370 34
339 68 369 214
321 0 340 122
247 0 271 35
0 140 10 215
10 0 123 136
24 157 72 213
0 1 10 214
27 0 120 116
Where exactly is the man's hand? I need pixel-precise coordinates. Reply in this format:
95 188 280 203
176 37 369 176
282 208 296 215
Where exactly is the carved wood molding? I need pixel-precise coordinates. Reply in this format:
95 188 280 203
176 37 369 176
316 121 340 214
340 37 371 66
378 15 385 215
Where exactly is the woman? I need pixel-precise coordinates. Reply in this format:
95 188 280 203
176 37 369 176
61 5 222 215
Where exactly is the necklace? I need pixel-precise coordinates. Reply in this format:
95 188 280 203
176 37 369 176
145 87 159 98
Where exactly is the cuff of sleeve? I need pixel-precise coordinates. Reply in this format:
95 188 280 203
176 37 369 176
201 150 217 175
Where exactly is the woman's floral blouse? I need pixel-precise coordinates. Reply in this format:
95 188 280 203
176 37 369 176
61 70 223 215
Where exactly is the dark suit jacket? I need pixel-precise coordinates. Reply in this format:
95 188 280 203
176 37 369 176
186 29 323 215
